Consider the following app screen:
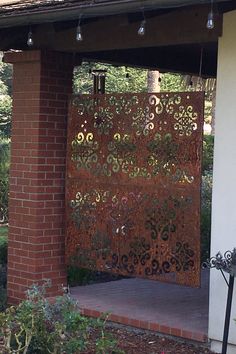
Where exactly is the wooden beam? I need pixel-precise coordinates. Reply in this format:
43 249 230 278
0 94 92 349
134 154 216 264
79 43 218 77
34 5 222 53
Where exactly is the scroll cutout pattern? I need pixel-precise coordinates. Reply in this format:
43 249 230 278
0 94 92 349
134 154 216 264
66 92 204 287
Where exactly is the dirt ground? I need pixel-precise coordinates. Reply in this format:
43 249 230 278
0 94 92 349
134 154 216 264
85 324 216 354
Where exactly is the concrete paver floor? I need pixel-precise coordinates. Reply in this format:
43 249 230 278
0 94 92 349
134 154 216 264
71 270 209 342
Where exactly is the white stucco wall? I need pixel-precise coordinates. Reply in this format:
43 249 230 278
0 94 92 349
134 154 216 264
209 10 236 354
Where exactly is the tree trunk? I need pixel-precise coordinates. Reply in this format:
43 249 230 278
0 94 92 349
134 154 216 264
147 70 160 93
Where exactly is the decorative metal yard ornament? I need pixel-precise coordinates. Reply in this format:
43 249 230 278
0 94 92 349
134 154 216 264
203 248 236 354
66 91 204 288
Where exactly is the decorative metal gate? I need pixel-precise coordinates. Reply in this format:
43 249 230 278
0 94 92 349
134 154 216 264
66 92 204 287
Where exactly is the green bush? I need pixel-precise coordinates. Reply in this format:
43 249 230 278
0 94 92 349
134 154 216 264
67 265 95 286
0 139 10 225
200 135 214 261
0 234 7 311
201 173 213 261
202 135 214 174
0 281 121 354
0 177 9 224
0 283 6 311
0 235 7 265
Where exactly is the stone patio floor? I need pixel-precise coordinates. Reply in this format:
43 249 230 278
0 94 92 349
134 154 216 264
71 270 209 343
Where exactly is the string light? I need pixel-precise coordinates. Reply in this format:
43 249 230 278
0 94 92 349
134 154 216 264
76 16 83 41
206 0 214 29
138 8 146 36
76 24 83 41
27 28 34 47
138 19 146 36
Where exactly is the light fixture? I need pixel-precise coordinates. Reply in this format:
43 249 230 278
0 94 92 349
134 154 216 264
138 8 146 36
76 25 83 41
27 28 34 47
206 0 214 29
138 19 146 36
76 16 83 42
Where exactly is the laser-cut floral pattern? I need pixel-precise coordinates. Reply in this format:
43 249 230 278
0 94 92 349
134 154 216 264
66 92 204 287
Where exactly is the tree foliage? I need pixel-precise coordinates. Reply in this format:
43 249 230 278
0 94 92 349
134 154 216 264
0 60 12 224
74 62 188 94
0 61 12 140
74 62 148 94
163 73 187 91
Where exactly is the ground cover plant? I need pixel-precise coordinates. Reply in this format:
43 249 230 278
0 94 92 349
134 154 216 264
0 281 123 354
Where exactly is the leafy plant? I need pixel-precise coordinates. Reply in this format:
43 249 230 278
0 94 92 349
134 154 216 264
0 140 10 224
67 265 95 286
201 173 213 261
202 135 214 174
0 281 121 354
0 286 6 311
0 232 7 311
0 235 7 265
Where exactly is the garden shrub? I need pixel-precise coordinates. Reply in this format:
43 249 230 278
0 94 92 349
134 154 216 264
201 135 214 261
201 173 213 261
0 177 9 225
0 234 7 311
0 281 121 354
202 134 214 174
67 265 95 286
0 235 7 265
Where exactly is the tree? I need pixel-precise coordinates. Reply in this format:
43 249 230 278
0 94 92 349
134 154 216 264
0 60 12 223
0 61 12 140
160 73 185 92
74 63 188 95
74 62 148 94
147 70 160 93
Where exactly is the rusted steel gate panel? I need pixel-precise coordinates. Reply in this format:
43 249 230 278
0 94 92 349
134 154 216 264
66 92 204 287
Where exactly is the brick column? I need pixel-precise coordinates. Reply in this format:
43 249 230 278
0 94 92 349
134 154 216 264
4 50 73 304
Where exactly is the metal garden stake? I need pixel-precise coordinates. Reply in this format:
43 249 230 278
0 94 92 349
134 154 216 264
204 248 236 354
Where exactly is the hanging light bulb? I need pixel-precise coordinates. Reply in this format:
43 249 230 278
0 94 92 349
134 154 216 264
76 23 83 41
138 20 146 36
206 0 214 29
27 28 34 47
206 11 214 29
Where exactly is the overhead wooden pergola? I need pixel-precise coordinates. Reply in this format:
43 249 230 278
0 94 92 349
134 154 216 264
0 0 235 75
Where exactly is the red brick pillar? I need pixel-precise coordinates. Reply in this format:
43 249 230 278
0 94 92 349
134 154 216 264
4 51 74 303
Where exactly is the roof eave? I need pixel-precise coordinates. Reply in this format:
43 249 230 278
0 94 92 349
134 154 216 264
0 0 230 28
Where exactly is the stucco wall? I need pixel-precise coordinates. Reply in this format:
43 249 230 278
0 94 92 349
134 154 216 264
209 9 236 354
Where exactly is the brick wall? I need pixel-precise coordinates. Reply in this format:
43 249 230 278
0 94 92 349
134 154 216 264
4 50 73 303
